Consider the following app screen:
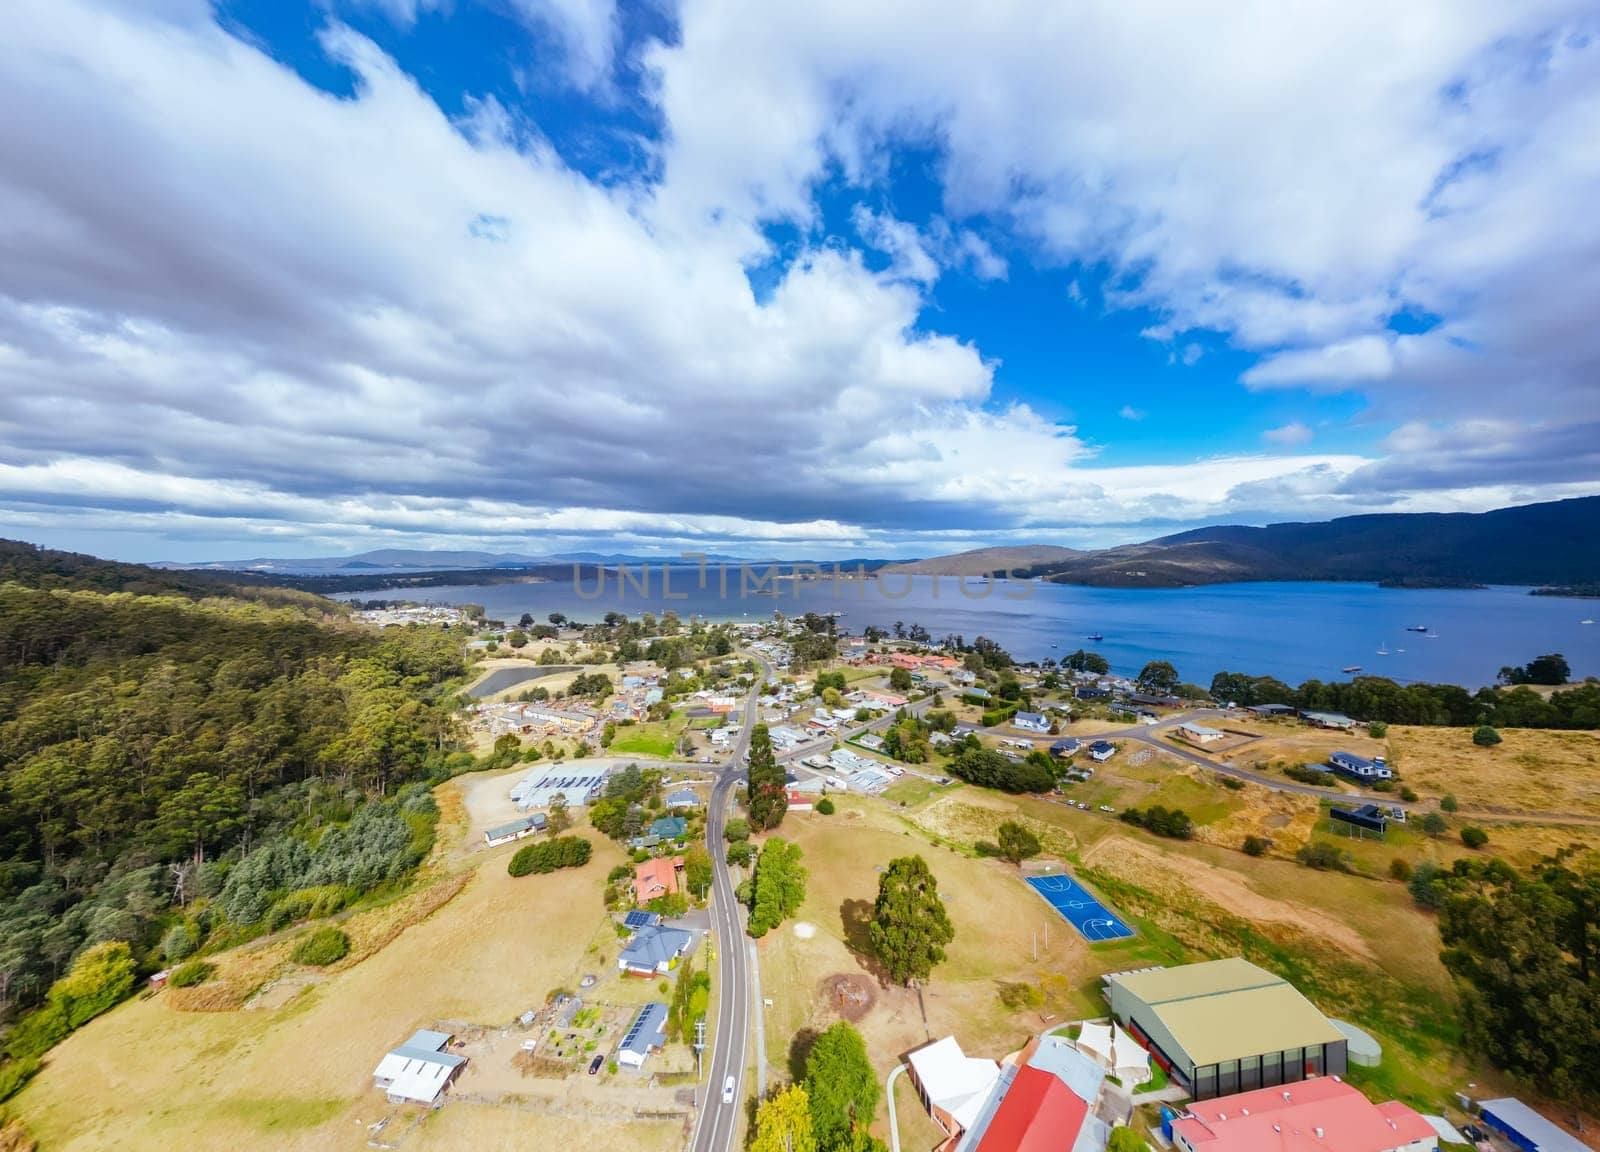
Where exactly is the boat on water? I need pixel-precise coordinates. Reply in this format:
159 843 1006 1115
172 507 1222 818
1377 643 1389 656
1342 665 1362 674
1050 642 1059 648
1584 619 1596 625
1406 624 1429 632
1085 633 1104 642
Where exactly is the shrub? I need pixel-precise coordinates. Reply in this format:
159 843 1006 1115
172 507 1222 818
508 835 593 877
1409 861 1447 908
1440 793 1460 812
1472 725 1502 747
1296 842 1352 872
726 841 755 867
291 927 349 967
724 818 751 842
168 960 215 988
1118 805 1194 840
50 942 137 1030
1399 786 1419 803
161 922 198 963
1460 826 1489 849
1389 858 1414 881
815 796 835 815
1284 764 1331 785
1220 776 1245 791
1420 812 1448 837
1241 835 1269 857
1367 721 1388 738
0 1055 42 1104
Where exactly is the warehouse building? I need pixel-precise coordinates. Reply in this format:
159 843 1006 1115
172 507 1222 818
1171 1077 1436 1152
1107 958 1347 1099
1479 1099 1597 1152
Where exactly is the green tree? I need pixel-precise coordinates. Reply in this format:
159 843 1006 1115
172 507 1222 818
746 725 788 830
547 795 572 834
804 1022 879 1150
1440 793 1460 812
815 796 836 815
995 821 1041 865
1472 725 1502 747
749 839 806 937
1438 855 1600 1111
888 667 913 692
1460 826 1489 849
1108 1127 1149 1152
1135 661 1180 694
868 855 954 986
1420 812 1448 837
751 1084 817 1152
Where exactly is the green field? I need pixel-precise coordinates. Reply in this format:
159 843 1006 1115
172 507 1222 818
609 711 689 757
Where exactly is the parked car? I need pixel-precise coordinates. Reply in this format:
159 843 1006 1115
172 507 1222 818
722 1076 736 1104
1099 805 1115 813
588 1055 604 1075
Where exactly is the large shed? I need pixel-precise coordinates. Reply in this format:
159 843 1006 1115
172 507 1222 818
1479 1099 1597 1152
1107 957 1347 1099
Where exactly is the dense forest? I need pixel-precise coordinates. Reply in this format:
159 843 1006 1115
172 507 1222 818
0 541 467 1092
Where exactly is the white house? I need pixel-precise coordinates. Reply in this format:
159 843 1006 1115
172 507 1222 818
372 1030 466 1107
906 1036 1002 1139
1176 723 1226 745
484 813 546 847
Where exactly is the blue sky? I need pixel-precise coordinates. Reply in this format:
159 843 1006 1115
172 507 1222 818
2 0 1598 561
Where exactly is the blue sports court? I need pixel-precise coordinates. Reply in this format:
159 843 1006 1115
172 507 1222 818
1025 873 1135 941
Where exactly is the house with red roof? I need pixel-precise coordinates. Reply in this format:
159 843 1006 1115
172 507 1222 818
950 1033 1110 1152
1170 1077 1437 1152
973 1064 1089 1152
631 856 683 904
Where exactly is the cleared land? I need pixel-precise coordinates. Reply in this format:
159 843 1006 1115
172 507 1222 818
12 777 689 1152
1386 725 1600 816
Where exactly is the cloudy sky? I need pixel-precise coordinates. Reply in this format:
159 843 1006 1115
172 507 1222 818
3 0 1599 562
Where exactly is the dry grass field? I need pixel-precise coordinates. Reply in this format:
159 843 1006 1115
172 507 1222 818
1385 725 1600 816
11 775 671 1152
755 798 1120 1145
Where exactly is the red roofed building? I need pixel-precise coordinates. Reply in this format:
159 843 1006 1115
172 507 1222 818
1171 1078 1437 1152
975 1064 1089 1152
631 856 683 904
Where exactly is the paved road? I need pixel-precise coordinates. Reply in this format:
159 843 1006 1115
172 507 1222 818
980 706 1600 826
689 655 771 1152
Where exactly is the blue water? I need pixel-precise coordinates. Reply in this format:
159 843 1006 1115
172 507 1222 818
338 574 1600 689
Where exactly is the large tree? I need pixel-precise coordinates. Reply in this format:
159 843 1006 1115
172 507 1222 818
1136 660 1180 694
749 838 806 937
996 821 1042 865
746 724 788 830
1438 855 1600 1112
752 1084 818 1152
804 1022 879 1150
869 855 955 986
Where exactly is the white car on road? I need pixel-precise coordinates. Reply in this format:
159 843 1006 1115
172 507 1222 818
722 1075 736 1105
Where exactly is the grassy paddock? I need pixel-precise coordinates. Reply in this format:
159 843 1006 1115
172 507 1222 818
13 787 642 1152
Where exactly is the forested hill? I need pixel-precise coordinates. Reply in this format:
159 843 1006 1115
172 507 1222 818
0 538 317 603
898 496 1600 587
0 543 468 1088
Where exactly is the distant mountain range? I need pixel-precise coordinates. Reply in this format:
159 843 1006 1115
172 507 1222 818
159 548 752 575
877 545 1085 577
882 496 1600 588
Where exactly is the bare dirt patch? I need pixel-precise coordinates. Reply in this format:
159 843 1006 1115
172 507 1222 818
819 973 876 1023
1084 835 1376 960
